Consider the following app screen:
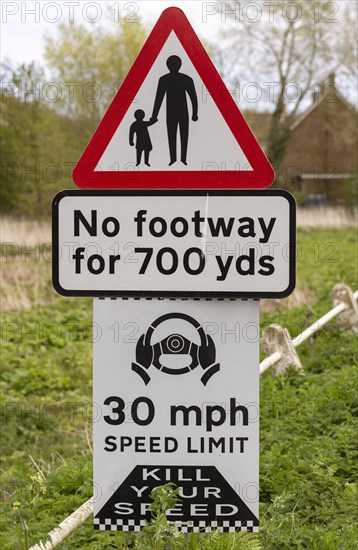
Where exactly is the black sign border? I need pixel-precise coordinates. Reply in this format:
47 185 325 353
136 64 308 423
52 189 296 299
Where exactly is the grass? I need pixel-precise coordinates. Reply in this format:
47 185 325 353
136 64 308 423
0 222 357 549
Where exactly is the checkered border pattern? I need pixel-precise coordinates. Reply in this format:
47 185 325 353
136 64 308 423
94 518 259 532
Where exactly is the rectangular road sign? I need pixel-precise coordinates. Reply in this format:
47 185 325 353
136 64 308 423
52 190 295 298
93 298 259 532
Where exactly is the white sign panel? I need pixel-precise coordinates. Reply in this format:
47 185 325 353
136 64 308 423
53 190 295 298
93 298 259 532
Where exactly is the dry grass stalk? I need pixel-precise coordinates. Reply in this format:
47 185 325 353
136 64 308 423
261 287 316 314
0 216 51 245
0 257 52 311
296 206 357 228
0 208 356 245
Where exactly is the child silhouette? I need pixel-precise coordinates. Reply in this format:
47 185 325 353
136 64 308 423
129 109 156 166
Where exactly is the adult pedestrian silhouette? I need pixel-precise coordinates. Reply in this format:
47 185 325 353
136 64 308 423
151 55 198 166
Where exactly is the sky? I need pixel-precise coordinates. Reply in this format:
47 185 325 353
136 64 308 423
1 1 219 66
1 1 357 110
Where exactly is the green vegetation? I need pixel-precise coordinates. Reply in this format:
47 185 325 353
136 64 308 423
2 1 357 218
0 228 357 549
0 20 147 216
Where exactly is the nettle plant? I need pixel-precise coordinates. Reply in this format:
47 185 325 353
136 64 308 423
130 483 261 550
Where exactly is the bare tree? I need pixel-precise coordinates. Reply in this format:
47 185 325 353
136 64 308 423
215 0 357 180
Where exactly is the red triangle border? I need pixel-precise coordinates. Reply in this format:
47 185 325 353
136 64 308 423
73 7 274 189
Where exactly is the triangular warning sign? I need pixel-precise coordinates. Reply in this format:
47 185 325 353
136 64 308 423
73 8 274 189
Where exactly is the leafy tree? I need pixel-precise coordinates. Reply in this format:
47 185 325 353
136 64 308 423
216 0 358 181
0 62 73 216
0 17 147 217
44 17 148 136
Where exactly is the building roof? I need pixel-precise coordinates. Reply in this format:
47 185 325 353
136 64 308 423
243 75 357 151
290 81 357 132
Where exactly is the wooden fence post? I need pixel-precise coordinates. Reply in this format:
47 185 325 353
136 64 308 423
261 324 303 375
330 283 358 333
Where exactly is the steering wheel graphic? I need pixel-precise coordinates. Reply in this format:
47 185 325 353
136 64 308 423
131 313 220 386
